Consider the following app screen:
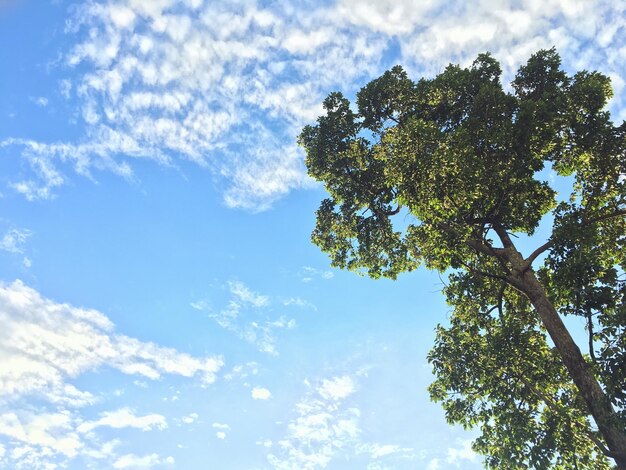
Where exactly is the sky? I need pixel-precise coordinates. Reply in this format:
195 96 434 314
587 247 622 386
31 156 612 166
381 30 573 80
0 0 625 469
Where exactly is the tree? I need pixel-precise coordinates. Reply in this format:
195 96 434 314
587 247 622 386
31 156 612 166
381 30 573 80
299 49 626 468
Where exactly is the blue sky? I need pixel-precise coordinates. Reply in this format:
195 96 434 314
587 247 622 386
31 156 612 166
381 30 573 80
0 0 624 468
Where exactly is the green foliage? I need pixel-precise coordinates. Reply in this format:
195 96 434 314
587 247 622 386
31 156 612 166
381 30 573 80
429 272 611 469
300 49 626 468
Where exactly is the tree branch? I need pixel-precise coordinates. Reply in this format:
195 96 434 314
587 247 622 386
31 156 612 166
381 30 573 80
586 308 597 365
497 282 506 325
516 373 619 460
492 220 514 248
582 208 626 226
460 261 509 281
521 240 554 272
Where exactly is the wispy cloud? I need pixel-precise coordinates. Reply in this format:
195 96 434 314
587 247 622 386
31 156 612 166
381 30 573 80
229 280 270 308
267 375 360 469
0 280 223 405
113 453 174 469
77 408 167 434
0 228 32 254
251 387 272 400
298 266 334 283
446 440 478 466
8 0 622 208
181 413 198 425
318 376 354 400
0 410 82 458
212 422 230 440
29 96 49 107
0 280 223 468
282 296 317 310
266 373 415 469
192 280 295 355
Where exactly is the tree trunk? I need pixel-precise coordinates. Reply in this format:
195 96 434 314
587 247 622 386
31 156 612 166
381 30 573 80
508 257 626 468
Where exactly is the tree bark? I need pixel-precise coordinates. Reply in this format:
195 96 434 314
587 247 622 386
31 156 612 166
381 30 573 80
504 250 626 468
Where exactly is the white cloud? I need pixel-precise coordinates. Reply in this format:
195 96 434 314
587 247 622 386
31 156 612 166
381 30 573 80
335 0 437 35
427 458 440 470
0 280 223 406
229 280 270 308
223 362 259 381
77 408 167 434
212 422 230 439
298 266 334 283
251 387 272 400
446 440 478 465
0 410 82 458
0 280 224 467
193 281 295 355
366 443 405 459
257 439 273 448
113 453 165 469
267 374 360 469
181 413 198 425
282 296 317 310
0 228 32 254
318 376 354 401
30 96 49 107
266 372 416 469
4 0 625 209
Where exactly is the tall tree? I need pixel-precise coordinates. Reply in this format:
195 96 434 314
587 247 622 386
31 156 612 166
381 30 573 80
299 49 626 468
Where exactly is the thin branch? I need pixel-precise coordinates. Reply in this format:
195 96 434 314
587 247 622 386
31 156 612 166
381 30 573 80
516 374 617 459
582 208 626 226
586 308 597 364
460 261 509 281
521 240 554 272
497 282 506 325
381 204 402 216
492 220 514 249
518 208 625 273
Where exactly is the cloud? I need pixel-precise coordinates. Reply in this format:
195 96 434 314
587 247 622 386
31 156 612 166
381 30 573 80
181 413 198 425
0 410 82 458
251 387 272 400
446 440 478 466
0 280 223 406
266 372 417 469
223 362 259 381
0 228 32 254
427 458 440 470
212 422 230 440
30 97 49 107
364 443 411 459
4 0 625 207
318 376 355 401
77 408 167 434
192 280 295 355
298 266 334 283
229 280 270 308
113 453 173 469
0 280 224 468
267 374 360 469
282 297 317 310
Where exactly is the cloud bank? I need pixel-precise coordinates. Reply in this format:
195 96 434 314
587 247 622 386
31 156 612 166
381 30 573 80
0 280 223 468
3 0 623 210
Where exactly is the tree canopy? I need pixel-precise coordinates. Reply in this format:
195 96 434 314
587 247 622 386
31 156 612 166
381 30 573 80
299 49 626 468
